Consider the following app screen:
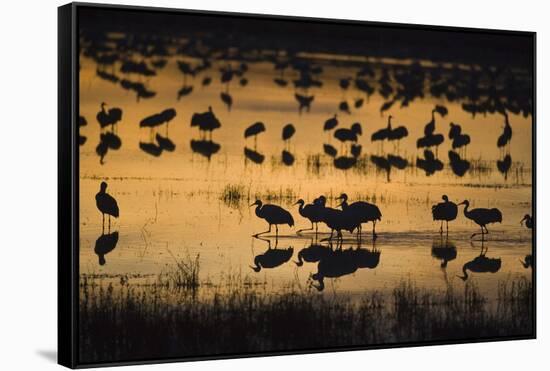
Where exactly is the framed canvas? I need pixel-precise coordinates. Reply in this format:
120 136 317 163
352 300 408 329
58 2 536 368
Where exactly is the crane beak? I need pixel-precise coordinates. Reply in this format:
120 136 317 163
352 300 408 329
249 203 256 207
336 202 342 208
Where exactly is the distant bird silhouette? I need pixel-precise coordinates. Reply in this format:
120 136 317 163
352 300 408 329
295 93 314 114
190 106 221 140
140 108 176 135
334 123 362 147
244 122 266 148
339 77 351 90
96 102 122 131
282 123 296 146
94 231 119 266
520 214 533 229
497 112 513 152
457 249 501 280
417 107 446 151
251 245 294 272
202 76 212 86
387 117 409 145
371 116 391 143
96 182 119 231
294 199 325 234
355 98 364 108
337 193 382 239
339 101 351 114
432 195 458 234
324 114 338 132
459 200 502 239
250 200 294 237
520 254 533 269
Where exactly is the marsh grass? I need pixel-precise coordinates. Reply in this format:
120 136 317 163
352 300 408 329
79 255 533 364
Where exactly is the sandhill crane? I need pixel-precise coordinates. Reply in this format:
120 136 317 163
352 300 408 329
244 122 266 148
459 200 502 239
250 200 294 237
520 214 533 229
497 112 513 153
431 195 458 234
96 181 119 231
334 123 362 152
96 102 122 131
324 114 338 132
294 199 325 234
190 106 221 140
337 193 382 239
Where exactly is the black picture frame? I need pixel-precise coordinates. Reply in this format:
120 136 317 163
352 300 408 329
58 2 536 368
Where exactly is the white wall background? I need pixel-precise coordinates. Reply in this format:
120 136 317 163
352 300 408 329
0 0 545 369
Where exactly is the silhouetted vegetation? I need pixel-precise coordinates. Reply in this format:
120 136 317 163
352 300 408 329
79 254 532 364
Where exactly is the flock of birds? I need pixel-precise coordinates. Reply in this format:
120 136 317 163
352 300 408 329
80 98 516 181
93 181 532 288
79 28 527 181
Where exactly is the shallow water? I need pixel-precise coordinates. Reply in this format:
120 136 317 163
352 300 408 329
78 46 533 300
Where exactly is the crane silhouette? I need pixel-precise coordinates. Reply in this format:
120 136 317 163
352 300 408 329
431 195 458 234
190 106 221 140
96 181 119 231
459 200 502 239
449 122 471 153
334 123 362 153
294 199 325 234
520 254 532 269
520 214 533 229
250 200 294 237
497 112 513 153
317 199 358 242
336 193 382 239
244 122 266 148
96 102 122 132
416 106 446 152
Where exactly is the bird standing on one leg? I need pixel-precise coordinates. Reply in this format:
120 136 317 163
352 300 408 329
96 181 119 232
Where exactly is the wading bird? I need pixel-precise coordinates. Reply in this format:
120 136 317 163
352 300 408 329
95 181 119 231
324 114 338 132
96 102 123 131
191 106 221 140
459 200 502 239
294 199 325 234
520 214 533 229
336 193 382 239
250 200 294 237
244 122 266 147
431 195 458 234
497 112 513 153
